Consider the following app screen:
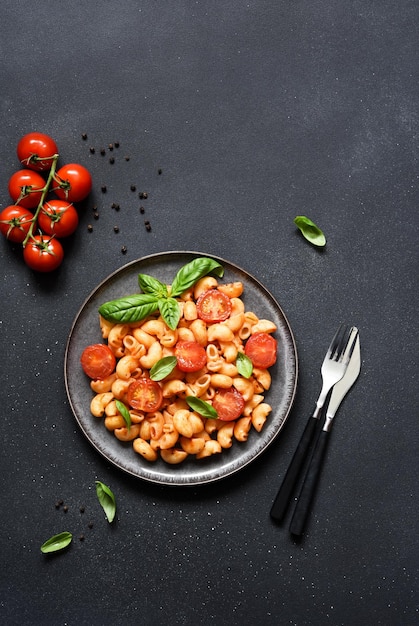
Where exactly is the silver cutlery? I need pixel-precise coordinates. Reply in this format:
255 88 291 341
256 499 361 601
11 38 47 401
289 333 361 536
270 325 359 523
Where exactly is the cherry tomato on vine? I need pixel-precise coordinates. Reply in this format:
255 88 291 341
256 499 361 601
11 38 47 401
8 169 45 209
17 132 58 171
127 379 163 412
196 289 232 324
80 344 116 380
38 199 79 238
0 205 34 243
23 235 64 272
174 341 207 372
53 163 92 202
244 332 277 368
212 387 245 421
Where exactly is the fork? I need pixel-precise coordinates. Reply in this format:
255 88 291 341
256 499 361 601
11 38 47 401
270 324 359 523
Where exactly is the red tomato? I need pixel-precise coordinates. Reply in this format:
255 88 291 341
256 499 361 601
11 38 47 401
0 205 34 243
53 163 92 202
175 341 207 372
23 235 64 272
196 289 232 323
245 332 277 368
127 379 163 412
8 169 45 209
212 387 245 421
17 132 58 171
38 199 79 238
80 344 116 380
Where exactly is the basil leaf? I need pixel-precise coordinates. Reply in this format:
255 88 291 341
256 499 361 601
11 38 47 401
150 356 178 381
170 257 224 297
41 531 72 554
138 273 168 298
98 293 159 323
158 297 181 330
115 399 131 430
186 396 218 419
236 352 253 378
294 216 326 247
95 481 116 523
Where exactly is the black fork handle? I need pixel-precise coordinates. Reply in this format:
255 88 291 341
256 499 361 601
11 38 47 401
289 429 330 536
270 413 319 522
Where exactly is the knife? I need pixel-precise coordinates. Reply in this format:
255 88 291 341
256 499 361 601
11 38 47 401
289 335 361 536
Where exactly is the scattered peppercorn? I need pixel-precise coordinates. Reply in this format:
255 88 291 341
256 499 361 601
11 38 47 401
109 157 115 164
140 206 145 214
114 141 120 148
80 506 85 514
100 148 106 156
114 226 119 233
88 522 94 529
63 505 69 513
79 534 85 541
139 192 148 199
124 156 130 161
93 212 99 220
121 246 127 254
82 133 88 140
89 147 95 154
112 203 120 211
130 185 136 191
55 501 61 509
158 168 162 175
108 143 114 151
87 224 93 232
145 221 151 232
101 185 107 193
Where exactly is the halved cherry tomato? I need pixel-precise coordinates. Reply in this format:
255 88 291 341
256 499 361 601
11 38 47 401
23 235 64 272
212 387 245 421
8 169 45 209
53 163 92 202
196 289 232 323
80 344 116 380
245 332 277 368
17 132 58 171
38 199 79 238
0 205 34 243
175 341 207 372
127 379 163 412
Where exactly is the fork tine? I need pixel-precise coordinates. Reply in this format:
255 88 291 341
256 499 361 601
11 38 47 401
341 326 359 363
328 324 348 359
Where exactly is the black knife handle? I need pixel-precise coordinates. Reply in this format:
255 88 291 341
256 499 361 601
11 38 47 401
289 429 330 536
270 415 319 522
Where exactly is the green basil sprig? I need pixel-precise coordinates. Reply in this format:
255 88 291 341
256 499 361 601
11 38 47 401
98 257 224 330
41 531 73 554
150 356 178 381
95 481 116 523
294 216 326 247
236 352 253 378
186 396 218 419
115 400 131 430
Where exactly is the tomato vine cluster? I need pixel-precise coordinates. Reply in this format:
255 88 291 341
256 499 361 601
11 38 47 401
0 132 92 272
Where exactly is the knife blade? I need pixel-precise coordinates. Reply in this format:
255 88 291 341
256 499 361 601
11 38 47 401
289 334 361 536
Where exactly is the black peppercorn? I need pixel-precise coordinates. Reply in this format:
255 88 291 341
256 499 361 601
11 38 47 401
130 185 136 191
93 212 99 220
101 185 107 193
114 226 119 233
100 148 106 156
140 206 145 214
87 224 93 232
109 157 115 164
82 133 87 140
89 147 95 154
121 246 127 254
114 141 120 148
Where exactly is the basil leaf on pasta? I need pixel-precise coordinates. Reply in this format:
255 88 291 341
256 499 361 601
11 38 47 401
138 273 168 297
170 257 224 297
150 356 178 381
95 481 116 523
186 396 218 419
41 531 72 554
115 400 131 430
236 352 253 378
158 297 181 330
98 293 159 323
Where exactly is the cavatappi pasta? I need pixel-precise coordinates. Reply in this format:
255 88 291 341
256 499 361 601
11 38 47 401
85 277 277 465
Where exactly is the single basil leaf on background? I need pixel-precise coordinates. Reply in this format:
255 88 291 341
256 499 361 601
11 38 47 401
41 531 72 554
138 273 168 298
236 352 253 378
186 396 218 419
158 297 181 330
294 216 326 247
115 399 131 430
150 356 178 381
170 257 224 297
95 481 116 523
98 293 159 323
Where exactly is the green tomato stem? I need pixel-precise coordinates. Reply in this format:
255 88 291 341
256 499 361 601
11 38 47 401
22 153 60 247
